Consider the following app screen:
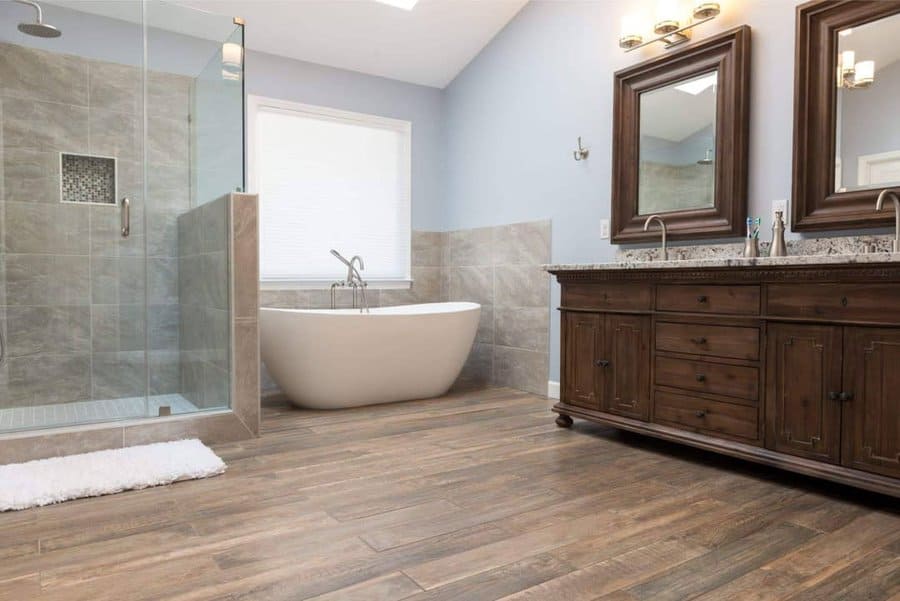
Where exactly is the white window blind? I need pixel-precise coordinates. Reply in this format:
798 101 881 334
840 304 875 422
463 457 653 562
249 97 411 285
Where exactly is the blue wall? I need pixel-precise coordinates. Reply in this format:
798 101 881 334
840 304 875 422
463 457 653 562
441 0 811 382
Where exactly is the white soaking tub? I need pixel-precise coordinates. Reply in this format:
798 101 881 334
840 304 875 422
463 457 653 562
260 302 481 409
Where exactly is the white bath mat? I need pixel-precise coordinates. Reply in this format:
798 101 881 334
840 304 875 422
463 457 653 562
0 439 226 512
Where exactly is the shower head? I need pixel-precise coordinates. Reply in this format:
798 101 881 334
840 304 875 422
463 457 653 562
697 148 714 166
14 0 61 38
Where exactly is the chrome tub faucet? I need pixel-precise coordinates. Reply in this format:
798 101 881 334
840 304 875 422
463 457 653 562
330 250 370 312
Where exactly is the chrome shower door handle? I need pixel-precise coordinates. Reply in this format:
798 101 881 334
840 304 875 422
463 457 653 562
121 197 130 238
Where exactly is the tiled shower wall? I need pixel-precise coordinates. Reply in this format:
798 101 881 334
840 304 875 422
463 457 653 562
177 197 229 409
260 220 551 396
0 42 190 407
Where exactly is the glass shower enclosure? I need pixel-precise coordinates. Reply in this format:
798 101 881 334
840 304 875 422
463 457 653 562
0 0 244 432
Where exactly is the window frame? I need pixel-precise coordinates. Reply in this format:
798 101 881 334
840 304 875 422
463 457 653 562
247 95 412 289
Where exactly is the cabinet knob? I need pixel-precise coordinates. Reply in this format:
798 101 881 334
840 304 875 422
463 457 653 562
697 295 708 303
595 359 610 368
695 373 706 382
839 392 854 402
695 410 707 418
690 337 707 344
828 391 840 401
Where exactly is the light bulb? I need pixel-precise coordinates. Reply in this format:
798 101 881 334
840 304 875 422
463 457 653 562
619 14 643 48
854 60 874 87
222 42 243 69
654 0 681 34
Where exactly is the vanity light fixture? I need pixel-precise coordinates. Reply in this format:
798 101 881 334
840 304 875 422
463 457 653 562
222 41 242 81
838 49 875 89
619 1 721 52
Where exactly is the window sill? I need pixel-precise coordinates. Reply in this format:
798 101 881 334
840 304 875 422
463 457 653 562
260 279 413 291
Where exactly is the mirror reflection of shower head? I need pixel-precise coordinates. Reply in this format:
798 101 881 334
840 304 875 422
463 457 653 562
697 148 714 165
14 0 61 38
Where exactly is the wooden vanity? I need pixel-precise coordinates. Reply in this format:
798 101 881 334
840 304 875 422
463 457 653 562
549 261 900 497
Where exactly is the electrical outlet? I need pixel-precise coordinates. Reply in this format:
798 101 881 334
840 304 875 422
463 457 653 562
600 219 610 239
772 199 788 227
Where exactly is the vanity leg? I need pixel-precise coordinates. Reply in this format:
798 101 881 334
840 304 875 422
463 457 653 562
555 414 573 428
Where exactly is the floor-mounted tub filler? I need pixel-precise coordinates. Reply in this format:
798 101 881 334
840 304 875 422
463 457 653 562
261 302 481 409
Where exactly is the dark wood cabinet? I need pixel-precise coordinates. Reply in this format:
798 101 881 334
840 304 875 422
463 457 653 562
603 314 651 420
563 313 602 410
562 312 651 418
843 328 900 479
550 264 900 497
765 323 842 464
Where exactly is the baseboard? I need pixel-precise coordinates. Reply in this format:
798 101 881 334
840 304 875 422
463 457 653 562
547 380 560 400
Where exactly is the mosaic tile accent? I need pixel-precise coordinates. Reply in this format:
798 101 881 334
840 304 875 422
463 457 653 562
61 153 116 204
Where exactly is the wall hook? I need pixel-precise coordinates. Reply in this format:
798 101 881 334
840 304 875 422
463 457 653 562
573 136 589 161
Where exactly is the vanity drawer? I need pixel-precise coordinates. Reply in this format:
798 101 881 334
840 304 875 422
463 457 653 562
563 283 653 311
766 283 900 324
655 356 759 401
657 284 760 315
654 390 759 443
656 322 760 361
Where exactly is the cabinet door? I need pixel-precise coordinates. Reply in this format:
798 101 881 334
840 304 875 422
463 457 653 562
842 328 900 478
563 312 603 410
765 323 843 463
602 314 651 420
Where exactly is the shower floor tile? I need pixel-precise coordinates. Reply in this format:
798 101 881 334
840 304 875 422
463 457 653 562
0 394 199 433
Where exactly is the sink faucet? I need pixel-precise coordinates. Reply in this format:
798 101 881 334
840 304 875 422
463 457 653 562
875 189 900 253
643 214 668 260
330 249 370 312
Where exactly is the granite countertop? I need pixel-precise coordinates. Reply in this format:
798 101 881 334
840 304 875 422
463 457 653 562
544 252 900 272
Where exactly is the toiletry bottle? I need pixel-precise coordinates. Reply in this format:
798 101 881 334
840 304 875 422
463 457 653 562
770 211 787 257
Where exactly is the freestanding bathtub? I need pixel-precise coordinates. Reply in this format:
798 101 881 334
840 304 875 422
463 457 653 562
260 302 481 409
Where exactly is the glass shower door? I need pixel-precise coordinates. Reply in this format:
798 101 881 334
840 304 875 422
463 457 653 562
0 0 149 431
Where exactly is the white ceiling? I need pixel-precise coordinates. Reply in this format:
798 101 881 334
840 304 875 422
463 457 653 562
641 78 717 143
171 0 528 88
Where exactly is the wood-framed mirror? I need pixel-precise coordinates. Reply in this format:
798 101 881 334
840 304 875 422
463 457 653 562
611 26 751 243
793 0 900 231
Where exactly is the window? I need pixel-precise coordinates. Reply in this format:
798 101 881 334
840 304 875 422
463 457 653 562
248 96 411 287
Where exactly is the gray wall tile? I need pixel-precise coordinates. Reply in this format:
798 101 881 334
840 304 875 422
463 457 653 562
2 149 59 203
4 201 90 255
495 307 549 352
88 60 141 115
2 97 88 152
493 346 549 395
449 265 493 305
493 220 551 266
494 265 549 308
6 254 89 306
0 43 89 106
449 226 493 266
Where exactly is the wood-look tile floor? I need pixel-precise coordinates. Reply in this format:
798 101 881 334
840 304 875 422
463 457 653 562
1 387 899 601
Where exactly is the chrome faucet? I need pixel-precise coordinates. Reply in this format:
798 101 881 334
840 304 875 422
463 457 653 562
875 189 900 253
330 249 369 312
643 214 668 261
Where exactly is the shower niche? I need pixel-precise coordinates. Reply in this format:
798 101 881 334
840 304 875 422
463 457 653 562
60 153 117 205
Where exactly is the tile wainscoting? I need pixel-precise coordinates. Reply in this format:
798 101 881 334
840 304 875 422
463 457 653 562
260 220 551 396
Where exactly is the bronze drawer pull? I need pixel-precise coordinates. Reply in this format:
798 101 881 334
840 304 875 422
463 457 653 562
594 359 610 368
695 410 707 418
695 373 706 382
697 295 708 303
690 337 707 344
